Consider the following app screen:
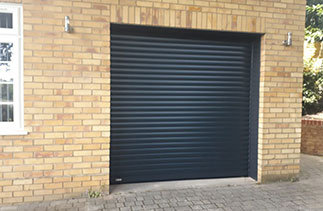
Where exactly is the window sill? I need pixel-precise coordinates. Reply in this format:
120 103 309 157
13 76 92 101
0 130 28 136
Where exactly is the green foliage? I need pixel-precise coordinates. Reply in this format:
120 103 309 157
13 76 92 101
304 1 323 115
305 4 323 42
88 189 102 198
307 0 323 6
303 59 323 115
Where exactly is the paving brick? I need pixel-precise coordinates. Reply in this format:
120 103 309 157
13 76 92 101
2 155 318 210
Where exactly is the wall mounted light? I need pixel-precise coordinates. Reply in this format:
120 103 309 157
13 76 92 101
282 32 292 46
64 16 72 33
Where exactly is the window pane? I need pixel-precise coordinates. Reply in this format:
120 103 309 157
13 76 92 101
0 43 14 82
0 84 13 102
0 104 13 122
0 42 13 61
0 13 12 29
0 63 13 82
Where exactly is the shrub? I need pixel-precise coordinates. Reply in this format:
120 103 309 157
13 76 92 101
303 58 323 115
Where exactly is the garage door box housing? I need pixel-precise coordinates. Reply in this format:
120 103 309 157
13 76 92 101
0 0 305 205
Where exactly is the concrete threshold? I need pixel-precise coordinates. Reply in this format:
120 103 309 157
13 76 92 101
110 177 256 194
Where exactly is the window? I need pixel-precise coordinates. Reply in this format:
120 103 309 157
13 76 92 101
0 13 13 29
0 4 25 135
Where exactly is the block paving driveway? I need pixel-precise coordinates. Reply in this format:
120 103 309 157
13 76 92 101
1 154 323 211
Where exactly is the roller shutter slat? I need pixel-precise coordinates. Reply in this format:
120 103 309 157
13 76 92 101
111 25 252 184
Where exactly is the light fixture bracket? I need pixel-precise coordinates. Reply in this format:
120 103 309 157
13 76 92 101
282 32 292 46
64 16 72 33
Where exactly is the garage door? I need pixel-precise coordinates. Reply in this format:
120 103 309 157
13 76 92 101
110 24 260 184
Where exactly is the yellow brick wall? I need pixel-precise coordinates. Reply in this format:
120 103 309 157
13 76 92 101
0 0 305 205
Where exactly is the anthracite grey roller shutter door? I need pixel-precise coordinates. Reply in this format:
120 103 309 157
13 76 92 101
110 24 253 184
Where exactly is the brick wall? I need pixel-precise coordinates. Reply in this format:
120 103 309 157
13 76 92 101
301 119 323 156
0 0 305 205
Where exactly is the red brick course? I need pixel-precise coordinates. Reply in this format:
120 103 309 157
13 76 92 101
302 119 323 156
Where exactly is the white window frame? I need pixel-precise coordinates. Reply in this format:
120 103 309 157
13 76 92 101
0 3 26 135
0 5 20 35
